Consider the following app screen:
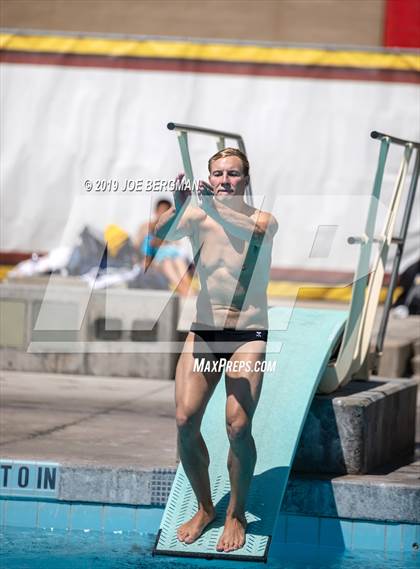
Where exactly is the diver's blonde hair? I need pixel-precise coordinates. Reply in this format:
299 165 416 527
208 147 249 177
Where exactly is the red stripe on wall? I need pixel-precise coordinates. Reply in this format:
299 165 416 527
384 0 420 48
0 251 43 264
1 50 419 84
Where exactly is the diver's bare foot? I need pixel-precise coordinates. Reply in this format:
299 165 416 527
177 507 216 544
216 513 247 552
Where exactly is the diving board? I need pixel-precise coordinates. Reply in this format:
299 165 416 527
152 307 347 562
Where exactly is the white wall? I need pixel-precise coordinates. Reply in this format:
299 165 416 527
1 62 419 271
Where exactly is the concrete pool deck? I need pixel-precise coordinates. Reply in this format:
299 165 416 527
0 369 419 524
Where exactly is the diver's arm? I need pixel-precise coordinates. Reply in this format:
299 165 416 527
200 185 278 244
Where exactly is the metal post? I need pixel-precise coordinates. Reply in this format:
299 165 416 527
176 130 198 206
216 137 226 151
373 147 420 371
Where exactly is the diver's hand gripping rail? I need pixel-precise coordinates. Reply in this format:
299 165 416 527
167 122 253 205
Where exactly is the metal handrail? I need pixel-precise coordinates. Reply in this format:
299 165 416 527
373 142 420 372
167 122 243 141
320 130 419 392
371 130 420 149
167 122 253 205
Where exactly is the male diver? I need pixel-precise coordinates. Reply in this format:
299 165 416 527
156 148 278 552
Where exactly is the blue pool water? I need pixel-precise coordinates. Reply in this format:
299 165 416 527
1 527 418 569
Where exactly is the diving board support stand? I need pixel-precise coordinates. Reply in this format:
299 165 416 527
372 133 420 373
319 130 420 392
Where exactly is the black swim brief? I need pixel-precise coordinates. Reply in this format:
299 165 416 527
191 323 268 361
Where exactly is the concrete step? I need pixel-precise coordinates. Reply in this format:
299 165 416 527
376 338 413 377
411 354 420 376
294 378 418 475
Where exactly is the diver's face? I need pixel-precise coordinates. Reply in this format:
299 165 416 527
208 156 248 200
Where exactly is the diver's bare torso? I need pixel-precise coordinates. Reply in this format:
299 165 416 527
187 205 272 330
